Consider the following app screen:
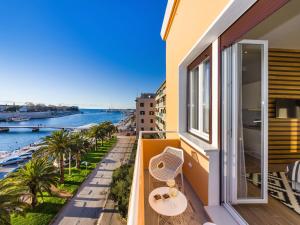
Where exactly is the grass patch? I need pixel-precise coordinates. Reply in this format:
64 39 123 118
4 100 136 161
11 137 117 225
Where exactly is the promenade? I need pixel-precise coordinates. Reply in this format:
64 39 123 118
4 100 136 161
52 136 135 225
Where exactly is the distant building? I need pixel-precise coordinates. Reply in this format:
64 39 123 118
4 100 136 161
135 93 156 135
155 81 166 133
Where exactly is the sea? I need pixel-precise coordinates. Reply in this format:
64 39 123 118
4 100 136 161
0 109 124 152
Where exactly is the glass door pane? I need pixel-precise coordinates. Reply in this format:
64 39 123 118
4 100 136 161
232 40 268 204
189 67 199 130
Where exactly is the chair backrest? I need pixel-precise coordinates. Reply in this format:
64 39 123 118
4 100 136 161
163 146 184 163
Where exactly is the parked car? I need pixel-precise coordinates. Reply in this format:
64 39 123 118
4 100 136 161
18 152 32 160
0 156 23 166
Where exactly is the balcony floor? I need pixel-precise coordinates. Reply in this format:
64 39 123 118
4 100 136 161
144 170 210 225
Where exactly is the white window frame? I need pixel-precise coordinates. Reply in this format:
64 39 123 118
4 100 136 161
188 57 211 142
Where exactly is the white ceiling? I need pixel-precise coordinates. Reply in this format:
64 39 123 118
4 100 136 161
244 0 300 49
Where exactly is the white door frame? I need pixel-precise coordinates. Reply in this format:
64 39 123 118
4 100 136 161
222 39 269 205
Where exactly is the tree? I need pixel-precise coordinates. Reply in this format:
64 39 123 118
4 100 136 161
89 124 106 150
102 121 116 138
69 132 86 169
41 130 70 183
7 158 58 207
98 124 107 146
0 180 28 225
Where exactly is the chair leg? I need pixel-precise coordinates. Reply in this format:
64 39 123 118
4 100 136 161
148 171 151 192
181 170 184 192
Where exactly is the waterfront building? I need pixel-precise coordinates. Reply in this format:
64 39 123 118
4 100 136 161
135 93 156 135
155 81 166 133
128 1 300 225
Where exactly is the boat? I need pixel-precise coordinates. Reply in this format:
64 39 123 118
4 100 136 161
0 156 23 166
0 127 9 132
9 117 30 122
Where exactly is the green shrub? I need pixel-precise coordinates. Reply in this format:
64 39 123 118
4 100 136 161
110 164 134 218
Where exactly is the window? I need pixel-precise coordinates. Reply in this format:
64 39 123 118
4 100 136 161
141 119 144 123
141 127 144 131
150 119 153 123
150 103 154 107
140 111 145 115
150 128 153 131
140 102 144 107
187 46 211 142
149 111 154 115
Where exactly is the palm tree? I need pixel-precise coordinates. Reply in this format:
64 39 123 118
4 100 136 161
0 180 28 225
89 124 106 150
98 124 107 146
69 132 86 169
42 130 70 183
102 121 116 138
7 158 59 207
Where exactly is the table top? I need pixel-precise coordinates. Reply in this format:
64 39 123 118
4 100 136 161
148 187 188 217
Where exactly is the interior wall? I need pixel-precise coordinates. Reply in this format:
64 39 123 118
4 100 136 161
268 48 300 164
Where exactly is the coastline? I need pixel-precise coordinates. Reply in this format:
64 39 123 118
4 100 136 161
0 110 80 122
0 112 133 160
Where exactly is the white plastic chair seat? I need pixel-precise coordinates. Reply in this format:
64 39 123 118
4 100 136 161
150 167 176 182
149 147 184 190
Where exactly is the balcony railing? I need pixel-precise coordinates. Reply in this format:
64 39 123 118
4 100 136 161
127 131 177 225
127 131 210 225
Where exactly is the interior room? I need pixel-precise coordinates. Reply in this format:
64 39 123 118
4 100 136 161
233 0 300 223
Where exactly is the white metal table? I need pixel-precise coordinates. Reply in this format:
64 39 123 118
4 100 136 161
149 187 188 224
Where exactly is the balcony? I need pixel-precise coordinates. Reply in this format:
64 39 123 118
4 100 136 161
127 131 211 225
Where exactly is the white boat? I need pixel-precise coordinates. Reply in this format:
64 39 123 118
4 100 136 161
18 152 32 160
0 156 23 166
10 117 30 122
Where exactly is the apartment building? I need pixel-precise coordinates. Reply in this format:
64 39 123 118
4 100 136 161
155 81 166 132
128 1 300 225
135 93 156 134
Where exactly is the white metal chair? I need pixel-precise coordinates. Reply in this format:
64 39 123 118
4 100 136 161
149 146 184 191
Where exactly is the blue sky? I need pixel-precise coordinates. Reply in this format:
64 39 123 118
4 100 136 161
0 0 167 109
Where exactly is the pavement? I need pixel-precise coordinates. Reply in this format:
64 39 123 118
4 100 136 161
51 136 135 225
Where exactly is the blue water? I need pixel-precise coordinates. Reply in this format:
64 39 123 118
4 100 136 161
0 109 124 152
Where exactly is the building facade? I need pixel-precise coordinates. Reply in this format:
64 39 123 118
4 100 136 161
128 1 300 225
155 81 166 132
135 93 156 134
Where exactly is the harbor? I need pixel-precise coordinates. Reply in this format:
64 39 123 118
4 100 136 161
0 109 125 152
0 108 135 180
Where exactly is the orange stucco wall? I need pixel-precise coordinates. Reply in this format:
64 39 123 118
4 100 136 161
165 0 229 133
181 140 209 205
164 0 230 205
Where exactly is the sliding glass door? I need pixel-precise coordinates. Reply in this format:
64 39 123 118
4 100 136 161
222 40 268 205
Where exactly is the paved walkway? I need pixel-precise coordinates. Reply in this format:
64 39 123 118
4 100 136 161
52 136 135 225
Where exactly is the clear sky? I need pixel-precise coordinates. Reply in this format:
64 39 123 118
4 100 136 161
0 0 167 109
